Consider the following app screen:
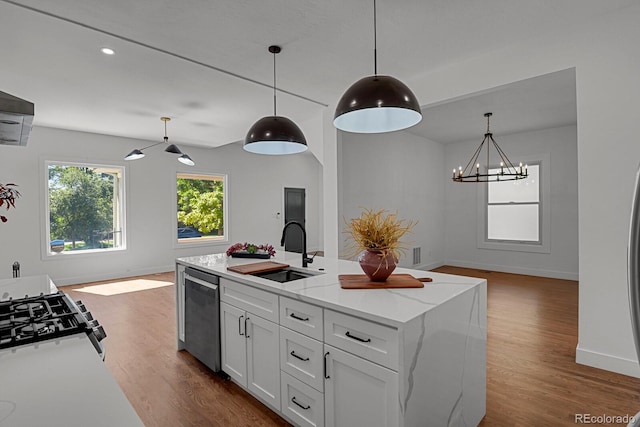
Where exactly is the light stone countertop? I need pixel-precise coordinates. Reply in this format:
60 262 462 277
177 251 485 327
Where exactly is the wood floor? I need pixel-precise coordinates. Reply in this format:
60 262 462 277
60 267 640 426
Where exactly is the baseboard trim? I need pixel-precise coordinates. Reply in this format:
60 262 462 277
54 265 175 286
443 259 578 281
576 344 640 378
413 261 444 271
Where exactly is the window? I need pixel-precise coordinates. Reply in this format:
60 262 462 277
177 173 226 243
477 155 550 254
487 164 540 242
46 161 125 255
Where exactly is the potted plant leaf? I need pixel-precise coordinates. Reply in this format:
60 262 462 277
344 208 416 282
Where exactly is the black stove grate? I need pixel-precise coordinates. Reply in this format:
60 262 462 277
0 291 92 349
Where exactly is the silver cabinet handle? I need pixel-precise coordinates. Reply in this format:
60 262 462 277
245 317 251 338
238 315 244 336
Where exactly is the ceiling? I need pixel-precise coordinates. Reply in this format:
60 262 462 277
409 68 577 144
0 0 631 149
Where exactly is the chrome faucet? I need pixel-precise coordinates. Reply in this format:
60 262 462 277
280 221 313 268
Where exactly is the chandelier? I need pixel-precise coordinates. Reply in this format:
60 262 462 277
452 112 527 183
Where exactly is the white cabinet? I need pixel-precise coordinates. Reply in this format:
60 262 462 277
246 314 281 409
281 371 325 427
220 280 280 412
324 345 398 427
220 301 247 385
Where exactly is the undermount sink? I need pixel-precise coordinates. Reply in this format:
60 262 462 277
251 268 322 283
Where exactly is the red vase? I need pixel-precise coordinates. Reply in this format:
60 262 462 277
358 250 397 282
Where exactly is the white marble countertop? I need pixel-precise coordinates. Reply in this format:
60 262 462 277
177 252 485 327
0 274 57 300
0 275 144 427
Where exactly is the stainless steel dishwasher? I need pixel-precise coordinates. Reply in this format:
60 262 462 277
184 267 221 373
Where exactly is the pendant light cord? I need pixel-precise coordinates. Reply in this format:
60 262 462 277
273 49 277 116
373 0 378 76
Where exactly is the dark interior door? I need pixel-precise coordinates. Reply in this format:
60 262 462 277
284 187 305 253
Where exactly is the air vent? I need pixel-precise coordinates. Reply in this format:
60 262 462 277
412 247 421 265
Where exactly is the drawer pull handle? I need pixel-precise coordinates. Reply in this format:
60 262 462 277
290 351 309 361
245 317 251 339
345 331 371 343
324 352 330 379
291 396 310 410
238 315 244 336
290 312 310 322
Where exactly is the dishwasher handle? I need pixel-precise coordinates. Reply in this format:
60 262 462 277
184 274 219 291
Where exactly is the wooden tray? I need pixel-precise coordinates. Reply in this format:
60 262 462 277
227 261 289 275
339 274 431 289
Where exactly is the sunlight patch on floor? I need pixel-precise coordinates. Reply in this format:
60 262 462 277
74 279 172 296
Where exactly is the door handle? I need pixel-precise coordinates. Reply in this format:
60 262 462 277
245 317 251 338
345 331 371 343
324 352 330 379
238 315 244 336
290 351 309 362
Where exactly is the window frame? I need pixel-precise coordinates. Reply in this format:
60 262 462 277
174 171 229 248
43 159 127 259
477 153 551 254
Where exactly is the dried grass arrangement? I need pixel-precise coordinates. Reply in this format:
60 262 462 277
344 208 416 261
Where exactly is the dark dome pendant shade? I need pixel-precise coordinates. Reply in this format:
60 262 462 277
334 75 422 133
243 45 308 155
333 0 422 133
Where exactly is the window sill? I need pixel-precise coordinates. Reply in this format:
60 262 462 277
477 240 550 254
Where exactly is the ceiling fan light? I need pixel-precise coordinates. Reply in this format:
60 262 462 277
178 153 195 166
244 116 308 155
334 75 422 133
124 149 145 160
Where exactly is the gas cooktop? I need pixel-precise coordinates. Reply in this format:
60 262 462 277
0 291 105 353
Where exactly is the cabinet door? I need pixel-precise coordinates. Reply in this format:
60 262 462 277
220 302 247 387
324 345 398 427
246 315 281 411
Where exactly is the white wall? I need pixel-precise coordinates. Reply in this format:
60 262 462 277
444 125 578 280
330 3 640 376
0 126 321 284
338 131 445 269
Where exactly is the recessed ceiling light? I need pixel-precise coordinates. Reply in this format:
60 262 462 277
101 47 115 55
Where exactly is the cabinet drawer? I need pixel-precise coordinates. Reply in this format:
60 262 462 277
220 278 278 322
280 297 323 341
324 310 398 370
280 327 324 392
281 371 325 427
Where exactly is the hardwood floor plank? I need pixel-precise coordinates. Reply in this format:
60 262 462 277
60 268 640 426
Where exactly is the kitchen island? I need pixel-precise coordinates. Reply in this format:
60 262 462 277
176 252 486 427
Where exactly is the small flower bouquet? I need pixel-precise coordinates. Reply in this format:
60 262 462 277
226 242 276 259
0 183 20 223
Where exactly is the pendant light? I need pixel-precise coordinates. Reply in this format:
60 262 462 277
334 0 422 134
243 45 308 155
452 113 527 183
124 117 195 166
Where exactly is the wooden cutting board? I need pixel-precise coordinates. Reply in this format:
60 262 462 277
227 261 289 275
339 274 430 289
